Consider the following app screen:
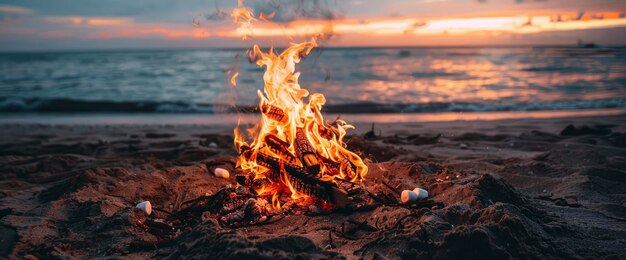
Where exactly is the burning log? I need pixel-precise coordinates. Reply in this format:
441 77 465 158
318 125 337 140
320 154 357 180
242 148 350 207
340 155 357 179
264 134 298 165
261 104 288 123
295 127 321 175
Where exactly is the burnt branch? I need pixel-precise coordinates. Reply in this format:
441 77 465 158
295 127 321 175
261 104 288 123
264 134 298 165
242 149 349 207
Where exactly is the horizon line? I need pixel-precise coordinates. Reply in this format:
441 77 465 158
1 44 625 54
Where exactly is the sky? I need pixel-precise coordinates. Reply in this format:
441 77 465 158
0 0 625 51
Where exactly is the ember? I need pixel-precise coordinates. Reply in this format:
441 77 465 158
231 2 368 210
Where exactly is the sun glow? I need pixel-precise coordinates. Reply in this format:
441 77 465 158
230 12 626 38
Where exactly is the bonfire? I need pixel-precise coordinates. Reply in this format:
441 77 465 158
234 39 369 206
137 1 438 231
232 2 368 204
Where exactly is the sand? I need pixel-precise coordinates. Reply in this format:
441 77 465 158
1 115 625 259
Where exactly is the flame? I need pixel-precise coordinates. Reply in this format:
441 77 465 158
259 11 276 22
230 0 256 40
230 71 239 86
231 2 367 208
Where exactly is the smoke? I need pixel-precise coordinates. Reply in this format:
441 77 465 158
203 0 342 23
251 0 342 23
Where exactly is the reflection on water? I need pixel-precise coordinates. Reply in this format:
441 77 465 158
0 47 625 113
302 47 626 108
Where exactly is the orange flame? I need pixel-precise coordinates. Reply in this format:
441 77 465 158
230 71 239 86
231 0 256 40
232 1 367 208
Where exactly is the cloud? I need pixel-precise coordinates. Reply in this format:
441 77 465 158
251 0 342 23
89 24 212 40
86 17 131 26
45 16 132 27
0 5 33 15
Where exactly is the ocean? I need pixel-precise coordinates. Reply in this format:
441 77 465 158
1 46 625 117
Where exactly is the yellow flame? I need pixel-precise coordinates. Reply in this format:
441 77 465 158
230 71 239 86
230 0 256 40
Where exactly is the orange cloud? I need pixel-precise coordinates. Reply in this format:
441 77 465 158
42 15 212 39
0 5 33 15
235 11 626 38
85 18 132 27
6 10 625 46
91 25 211 40
45 16 131 27
45 16 84 25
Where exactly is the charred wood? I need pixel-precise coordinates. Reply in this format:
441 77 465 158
295 127 321 176
241 149 349 207
261 104 287 123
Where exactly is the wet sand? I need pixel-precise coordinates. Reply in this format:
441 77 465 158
1 115 625 259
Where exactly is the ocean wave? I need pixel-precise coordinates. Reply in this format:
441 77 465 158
0 97 223 113
1 97 625 114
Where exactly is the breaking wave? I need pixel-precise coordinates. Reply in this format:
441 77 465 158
1 97 625 114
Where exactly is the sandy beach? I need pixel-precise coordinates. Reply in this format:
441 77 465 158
1 115 625 259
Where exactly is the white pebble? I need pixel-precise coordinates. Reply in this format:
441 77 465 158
214 167 230 179
412 188 429 199
135 201 152 215
400 190 418 204
208 142 218 148
459 143 468 149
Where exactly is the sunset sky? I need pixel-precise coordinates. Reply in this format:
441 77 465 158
1 0 625 51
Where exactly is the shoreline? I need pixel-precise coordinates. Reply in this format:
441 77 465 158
0 108 624 126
